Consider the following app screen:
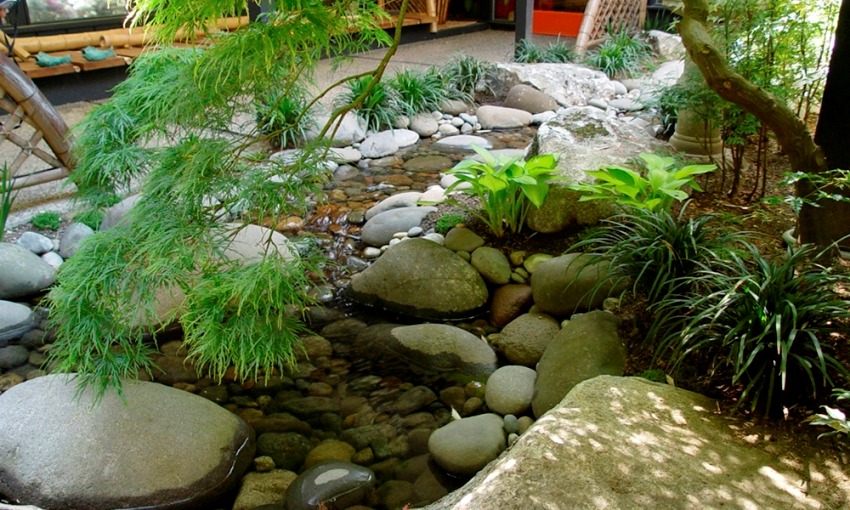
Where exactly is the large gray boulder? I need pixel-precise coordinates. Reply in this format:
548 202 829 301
530 253 621 317
355 323 498 381
491 63 616 107
360 131 401 159
424 375 844 510
347 238 488 320
0 243 55 299
0 374 254 510
523 106 669 231
58 222 94 259
532 311 624 417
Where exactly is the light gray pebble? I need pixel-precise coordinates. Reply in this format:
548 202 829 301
345 257 369 272
16 232 54 255
41 252 63 269
392 232 408 239
588 98 609 110
459 113 476 124
430 111 443 120
407 226 423 237
422 233 444 244
362 247 382 259
460 124 473 134
450 117 464 128
508 433 519 446
503 414 519 434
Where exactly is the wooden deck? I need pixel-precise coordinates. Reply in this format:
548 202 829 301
10 6 440 81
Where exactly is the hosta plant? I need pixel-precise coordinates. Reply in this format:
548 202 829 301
443 145 559 238
571 153 716 212
653 242 850 415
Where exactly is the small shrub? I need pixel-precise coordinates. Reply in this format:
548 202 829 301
31 211 62 231
441 53 495 98
570 153 716 212
0 164 14 242
336 75 400 132
654 243 850 415
73 209 104 231
255 85 315 149
514 38 575 63
389 68 453 117
571 206 735 304
444 145 559 238
585 27 653 78
435 213 466 234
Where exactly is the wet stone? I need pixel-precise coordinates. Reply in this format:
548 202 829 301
285 461 376 510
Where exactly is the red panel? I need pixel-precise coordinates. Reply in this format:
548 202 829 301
532 10 584 37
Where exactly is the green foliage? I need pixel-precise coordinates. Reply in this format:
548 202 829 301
255 84 315 149
444 145 559 238
571 153 716 212
50 0 404 399
807 389 850 439
435 213 467 235
73 209 105 231
31 211 62 231
571 206 735 304
653 243 850 415
782 169 850 214
0 164 14 242
637 369 668 383
389 68 458 117
337 75 400 132
514 38 575 63
441 53 496 98
584 27 652 78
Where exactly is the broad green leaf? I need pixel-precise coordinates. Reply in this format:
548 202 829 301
675 164 716 179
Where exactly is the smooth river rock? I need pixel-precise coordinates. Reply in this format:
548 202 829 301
0 374 254 510
285 461 376 510
347 238 488 320
0 243 56 299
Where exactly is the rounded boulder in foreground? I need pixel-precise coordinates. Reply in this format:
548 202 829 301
0 374 255 510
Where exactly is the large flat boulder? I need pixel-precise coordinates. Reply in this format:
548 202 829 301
347 238 488 320
354 323 498 381
491 63 616 107
424 375 847 510
0 375 254 510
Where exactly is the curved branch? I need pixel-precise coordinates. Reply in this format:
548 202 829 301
677 0 827 174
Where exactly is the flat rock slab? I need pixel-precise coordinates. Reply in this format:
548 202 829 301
424 375 848 510
0 374 255 510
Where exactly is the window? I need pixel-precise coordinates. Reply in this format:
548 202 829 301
4 0 127 26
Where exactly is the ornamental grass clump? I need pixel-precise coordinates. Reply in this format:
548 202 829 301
255 84 315 149
585 27 653 78
652 242 850 416
443 145 559 238
336 75 400 132
571 205 736 304
0 164 14 242
389 68 462 117
441 53 496 99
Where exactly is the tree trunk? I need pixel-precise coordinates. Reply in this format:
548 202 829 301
673 0 850 248
808 0 850 248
